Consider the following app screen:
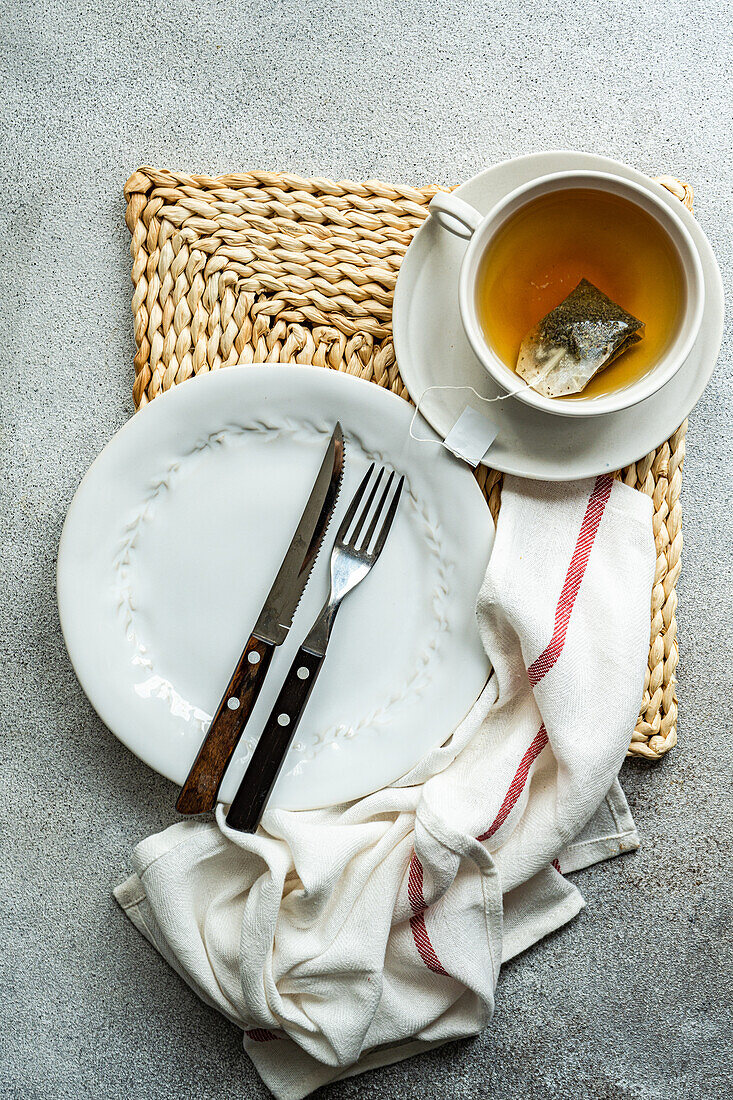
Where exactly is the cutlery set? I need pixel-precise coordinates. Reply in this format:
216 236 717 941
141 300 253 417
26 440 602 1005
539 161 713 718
176 424 405 831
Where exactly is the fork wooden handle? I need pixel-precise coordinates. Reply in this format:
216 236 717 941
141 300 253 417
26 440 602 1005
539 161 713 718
225 645 325 832
176 634 275 815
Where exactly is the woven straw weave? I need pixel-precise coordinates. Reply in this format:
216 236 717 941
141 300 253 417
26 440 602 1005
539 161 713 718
124 166 694 760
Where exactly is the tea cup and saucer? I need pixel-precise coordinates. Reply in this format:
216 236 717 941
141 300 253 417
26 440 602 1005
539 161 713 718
393 151 723 479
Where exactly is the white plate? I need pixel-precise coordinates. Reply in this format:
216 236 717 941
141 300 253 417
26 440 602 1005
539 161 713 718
57 366 493 810
393 151 724 480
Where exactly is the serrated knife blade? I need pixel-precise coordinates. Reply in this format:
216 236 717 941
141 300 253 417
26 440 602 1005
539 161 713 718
176 423 344 815
254 423 344 645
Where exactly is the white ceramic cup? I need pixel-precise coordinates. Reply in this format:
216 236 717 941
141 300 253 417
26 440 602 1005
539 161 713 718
429 170 705 417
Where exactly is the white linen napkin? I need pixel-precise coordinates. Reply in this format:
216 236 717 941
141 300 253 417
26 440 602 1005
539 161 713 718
115 474 654 1099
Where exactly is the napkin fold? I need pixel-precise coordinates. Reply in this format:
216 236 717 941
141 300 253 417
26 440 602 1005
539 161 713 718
115 474 654 1099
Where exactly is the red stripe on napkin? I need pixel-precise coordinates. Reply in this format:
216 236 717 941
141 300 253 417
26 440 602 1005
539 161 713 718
476 725 549 842
407 849 427 914
552 858 561 872
409 911 449 975
408 854 449 976
245 1028 280 1042
406 478 611 976
408 723 551 975
527 475 613 687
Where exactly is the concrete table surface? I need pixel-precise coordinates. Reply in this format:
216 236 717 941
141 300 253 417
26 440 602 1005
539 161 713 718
2 1 731 1097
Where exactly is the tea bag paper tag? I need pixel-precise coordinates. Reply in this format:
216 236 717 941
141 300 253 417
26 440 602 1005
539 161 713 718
442 406 498 468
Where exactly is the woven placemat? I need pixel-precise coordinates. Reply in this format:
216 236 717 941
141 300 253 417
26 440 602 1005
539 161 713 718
124 166 694 760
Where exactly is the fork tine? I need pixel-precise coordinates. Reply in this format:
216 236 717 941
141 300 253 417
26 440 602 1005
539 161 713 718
359 470 395 553
350 467 385 546
336 462 374 542
370 475 405 561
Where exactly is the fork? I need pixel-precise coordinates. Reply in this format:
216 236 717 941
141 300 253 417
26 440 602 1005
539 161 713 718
225 462 405 832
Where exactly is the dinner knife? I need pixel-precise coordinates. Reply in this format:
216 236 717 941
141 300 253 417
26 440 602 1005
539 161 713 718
175 423 345 814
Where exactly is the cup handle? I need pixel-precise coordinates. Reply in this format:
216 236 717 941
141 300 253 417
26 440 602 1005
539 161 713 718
429 192 483 240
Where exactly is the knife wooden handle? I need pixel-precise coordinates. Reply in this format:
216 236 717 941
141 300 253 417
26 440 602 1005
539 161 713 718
225 645 324 832
176 634 275 815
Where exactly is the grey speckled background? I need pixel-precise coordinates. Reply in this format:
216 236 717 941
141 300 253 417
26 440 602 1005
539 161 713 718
1 1 732 1097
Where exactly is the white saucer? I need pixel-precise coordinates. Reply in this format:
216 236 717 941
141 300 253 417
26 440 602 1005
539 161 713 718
393 152 724 480
57 366 493 810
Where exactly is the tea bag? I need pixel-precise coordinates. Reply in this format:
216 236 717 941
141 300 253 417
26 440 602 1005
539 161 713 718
516 279 645 398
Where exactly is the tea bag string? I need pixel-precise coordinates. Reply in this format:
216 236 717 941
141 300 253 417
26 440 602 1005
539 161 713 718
408 383 526 448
